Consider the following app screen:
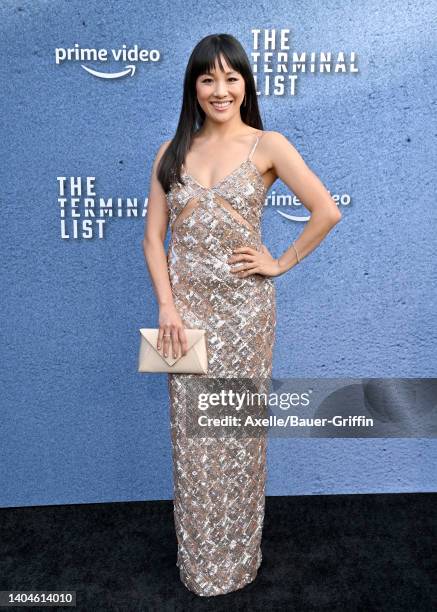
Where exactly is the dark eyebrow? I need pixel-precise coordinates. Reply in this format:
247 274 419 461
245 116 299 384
202 70 238 76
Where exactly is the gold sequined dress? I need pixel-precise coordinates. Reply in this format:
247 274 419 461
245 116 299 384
166 133 276 596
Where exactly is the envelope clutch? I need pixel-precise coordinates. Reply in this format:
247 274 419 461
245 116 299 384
138 328 208 374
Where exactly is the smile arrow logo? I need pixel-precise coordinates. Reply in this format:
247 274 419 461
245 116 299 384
81 64 136 79
277 210 310 222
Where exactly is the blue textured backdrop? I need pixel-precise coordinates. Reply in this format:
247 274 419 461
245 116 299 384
1 0 436 507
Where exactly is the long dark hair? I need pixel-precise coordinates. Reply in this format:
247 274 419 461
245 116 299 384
157 33 264 193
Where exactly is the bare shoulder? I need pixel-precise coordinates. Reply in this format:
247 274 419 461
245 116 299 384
260 130 296 148
152 139 172 171
255 131 293 173
260 130 302 165
156 138 172 159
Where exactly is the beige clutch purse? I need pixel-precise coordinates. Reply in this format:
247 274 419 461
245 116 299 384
138 328 208 374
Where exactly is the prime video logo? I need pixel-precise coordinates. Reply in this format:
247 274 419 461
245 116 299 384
54 43 160 78
267 190 350 221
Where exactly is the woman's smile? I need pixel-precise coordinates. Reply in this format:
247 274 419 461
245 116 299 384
210 100 233 111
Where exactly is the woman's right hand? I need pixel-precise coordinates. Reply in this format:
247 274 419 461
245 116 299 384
157 304 189 359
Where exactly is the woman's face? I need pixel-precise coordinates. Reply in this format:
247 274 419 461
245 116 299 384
195 54 246 121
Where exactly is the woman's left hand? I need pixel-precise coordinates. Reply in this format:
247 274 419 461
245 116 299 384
228 244 281 278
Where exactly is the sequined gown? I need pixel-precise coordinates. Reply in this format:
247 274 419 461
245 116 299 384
166 134 276 596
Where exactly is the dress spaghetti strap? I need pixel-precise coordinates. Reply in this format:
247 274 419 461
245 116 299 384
248 132 264 161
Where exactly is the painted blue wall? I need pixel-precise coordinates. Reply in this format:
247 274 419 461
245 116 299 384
1 0 436 507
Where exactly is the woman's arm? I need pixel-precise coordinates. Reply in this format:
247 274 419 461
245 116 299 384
270 131 342 274
229 130 342 278
142 141 188 359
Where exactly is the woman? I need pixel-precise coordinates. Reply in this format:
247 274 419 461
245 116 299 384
143 33 341 597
